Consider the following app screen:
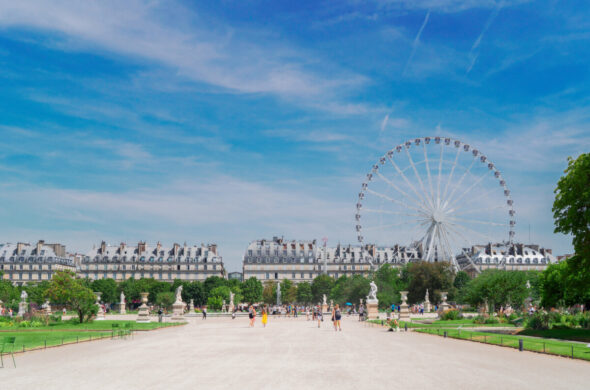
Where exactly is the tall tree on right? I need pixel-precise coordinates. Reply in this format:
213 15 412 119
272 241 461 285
550 153 590 306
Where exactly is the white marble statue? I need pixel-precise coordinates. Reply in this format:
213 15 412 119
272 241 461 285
276 283 282 305
175 285 183 303
425 289 429 302
20 290 28 301
120 291 125 304
367 281 378 301
229 291 235 306
322 294 327 305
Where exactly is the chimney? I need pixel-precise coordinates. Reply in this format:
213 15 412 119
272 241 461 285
100 241 106 254
157 241 162 252
17 242 26 254
138 241 146 254
37 240 45 255
173 243 179 257
119 242 125 254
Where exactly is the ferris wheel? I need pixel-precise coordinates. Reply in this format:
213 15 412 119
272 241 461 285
356 137 515 271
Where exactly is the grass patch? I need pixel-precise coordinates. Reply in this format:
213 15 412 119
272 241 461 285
518 328 590 343
0 320 185 332
367 319 514 328
0 330 112 352
415 327 590 361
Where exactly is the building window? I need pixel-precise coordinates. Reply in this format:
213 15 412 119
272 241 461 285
274 272 278 279
292 272 295 279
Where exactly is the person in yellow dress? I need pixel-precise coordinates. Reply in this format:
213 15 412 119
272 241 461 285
261 305 268 328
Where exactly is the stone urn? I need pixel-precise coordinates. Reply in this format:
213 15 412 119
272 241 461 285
136 292 151 323
398 290 410 321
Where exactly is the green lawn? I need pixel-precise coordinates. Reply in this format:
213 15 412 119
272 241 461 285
0 320 184 332
368 319 514 329
0 330 112 352
518 328 590 343
415 327 590 361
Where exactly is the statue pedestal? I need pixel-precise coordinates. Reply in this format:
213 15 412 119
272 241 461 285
437 291 450 317
399 290 410 321
322 304 328 314
228 303 235 314
119 303 126 315
96 306 106 320
136 292 151 323
18 301 27 317
366 299 379 320
186 300 196 317
171 301 185 321
424 301 431 313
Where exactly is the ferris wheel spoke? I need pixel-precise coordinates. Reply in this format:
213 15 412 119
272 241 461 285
448 204 505 217
443 156 477 209
443 225 479 272
375 171 425 211
363 208 426 218
405 147 434 210
448 221 497 244
447 216 507 227
362 220 422 231
365 189 424 213
386 155 432 211
440 225 459 269
425 223 438 262
423 142 436 206
444 169 492 212
445 181 504 215
441 147 462 204
436 143 444 208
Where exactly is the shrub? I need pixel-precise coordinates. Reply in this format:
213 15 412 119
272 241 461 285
526 312 551 330
439 309 463 321
473 315 487 324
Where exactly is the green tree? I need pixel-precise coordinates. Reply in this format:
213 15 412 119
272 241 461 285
184 281 206 306
553 153 590 259
155 291 175 310
463 270 529 311
404 262 454 305
296 282 313 304
374 264 405 308
0 272 19 310
46 271 97 323
311 274 334 303
203 276 226 299
91 278 118 304
241 277 263 304
207 296 223 310
262 281 277 305
24 281 51 306
209 286 231 303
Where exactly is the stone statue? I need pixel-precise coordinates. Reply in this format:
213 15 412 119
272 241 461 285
425 289 429 302
20 290 28 301
229 291 235 306
120 291 125 304
276 283 282 306
367 281 378 301
175 285 183 303
322 294 327 305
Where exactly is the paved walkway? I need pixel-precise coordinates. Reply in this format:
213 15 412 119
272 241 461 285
1 316 589 389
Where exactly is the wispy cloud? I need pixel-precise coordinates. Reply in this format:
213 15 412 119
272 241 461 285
403 10 431 76
467 4 502 73
0 1 363 99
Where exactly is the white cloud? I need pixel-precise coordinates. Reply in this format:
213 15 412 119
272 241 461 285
0 0 362 99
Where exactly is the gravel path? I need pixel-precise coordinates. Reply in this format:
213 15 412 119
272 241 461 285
1 316 589 389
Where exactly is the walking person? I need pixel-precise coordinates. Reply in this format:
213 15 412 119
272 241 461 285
249 305 256 327
332 304 342 331
317 305 323 328
261 305 268 328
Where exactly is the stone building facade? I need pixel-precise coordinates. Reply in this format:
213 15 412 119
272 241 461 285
0 240 76 285
242 236 419 282
457 243 557 277
80 241 224 282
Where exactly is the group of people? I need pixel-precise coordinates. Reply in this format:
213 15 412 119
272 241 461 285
246 304 343 331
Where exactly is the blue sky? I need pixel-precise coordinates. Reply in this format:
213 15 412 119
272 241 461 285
0 0 588 271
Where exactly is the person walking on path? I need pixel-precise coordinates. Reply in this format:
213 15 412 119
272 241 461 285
261 306 268 328
317 305 323 328
249 305 256 327
202 307 207 320
332 304 342 331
